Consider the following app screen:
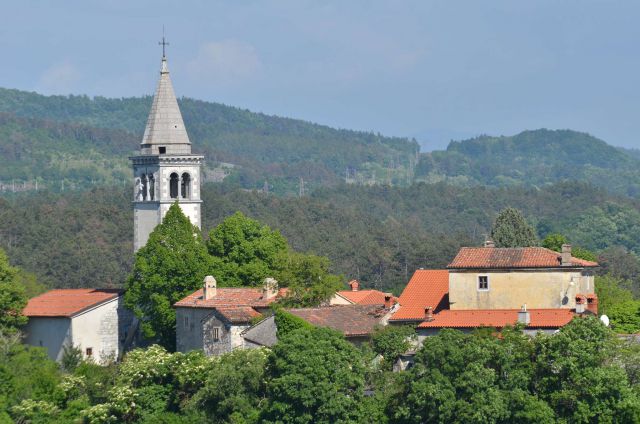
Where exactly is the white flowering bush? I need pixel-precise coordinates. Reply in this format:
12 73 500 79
10 399 59 422
82 345 214 422
58 374 87 402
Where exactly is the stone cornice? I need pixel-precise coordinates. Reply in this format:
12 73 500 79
129 154 205 166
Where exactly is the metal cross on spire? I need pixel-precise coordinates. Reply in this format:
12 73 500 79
159 26 169 58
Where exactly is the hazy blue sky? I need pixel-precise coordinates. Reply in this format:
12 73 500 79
1 1 638 150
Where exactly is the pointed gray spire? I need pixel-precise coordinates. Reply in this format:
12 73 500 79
140 56 191 155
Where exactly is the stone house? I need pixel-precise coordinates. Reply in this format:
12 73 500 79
174 276 286 356
22 289 136 363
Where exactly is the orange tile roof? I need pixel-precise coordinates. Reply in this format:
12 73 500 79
174 287 287 309
288 305 385 337
417 309 574 329
390 270 449 321
336 289 396 305
448 247 598 269
216 306 262 324
23 289 122 318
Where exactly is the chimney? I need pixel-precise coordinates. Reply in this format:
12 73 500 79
561 244 572 266
575 295 586 314
203 275 217 300
484 239 495 248
518 304 531 325
586 294 598 315
424 306 434 322
262 277 279 300
384 293 393 309
349 280 360 291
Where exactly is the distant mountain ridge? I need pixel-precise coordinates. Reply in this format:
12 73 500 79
0 87 419 194
416 129 640 197
1 87 639 197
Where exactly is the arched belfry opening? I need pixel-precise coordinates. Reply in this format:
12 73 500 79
170 173 179 199
181 173 191 199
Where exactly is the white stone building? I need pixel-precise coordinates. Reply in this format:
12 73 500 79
131 47 204 252
22 289 136 363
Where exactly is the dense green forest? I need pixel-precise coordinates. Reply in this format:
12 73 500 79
0 88 418 193
3 181 640 294
417 129 640 197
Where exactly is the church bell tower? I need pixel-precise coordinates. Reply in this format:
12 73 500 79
130 38 204 252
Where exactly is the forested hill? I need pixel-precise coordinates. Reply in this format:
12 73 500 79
4 181 640 293
0 87 419 193
416 129 640 197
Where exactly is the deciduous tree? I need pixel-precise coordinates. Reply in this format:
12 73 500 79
124 204 212 350
0 248 27 332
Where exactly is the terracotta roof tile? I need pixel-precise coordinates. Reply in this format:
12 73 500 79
174 287 287 309
417 308 574 329
448 247 598 269
288 305 385 337
337 289 397 305
23 289 122 318
390 270 449 321
216 306 262 324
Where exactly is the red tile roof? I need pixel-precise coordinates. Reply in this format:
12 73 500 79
448 247 598 269
174 287 287 309
417 308 574 329
288 305 386 337
216 306 262 324
23 289 122 318
390 270 449 321
336 289 396 306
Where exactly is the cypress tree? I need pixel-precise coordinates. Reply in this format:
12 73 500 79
490 207 538 248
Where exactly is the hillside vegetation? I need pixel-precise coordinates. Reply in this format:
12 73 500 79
0 88 418 193
417 129 640 196
3 182 640 293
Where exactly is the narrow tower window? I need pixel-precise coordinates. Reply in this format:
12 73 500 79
170 173 179 199
141 174 148 201
181 173 191 199
148 174 155 200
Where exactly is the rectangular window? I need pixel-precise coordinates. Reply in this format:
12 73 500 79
183 316 189 328
159 146 166 154
478 276 489 291
212 327 220 341
85 347 93 357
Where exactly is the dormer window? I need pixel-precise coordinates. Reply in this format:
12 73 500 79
478 275 489 291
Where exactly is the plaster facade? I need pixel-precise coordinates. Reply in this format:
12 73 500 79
24 297 135 363
448 269 594 310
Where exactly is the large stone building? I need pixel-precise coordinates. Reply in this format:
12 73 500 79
130 47 204 251
447 243 597 310
390 244 599 337
22 289 136 363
